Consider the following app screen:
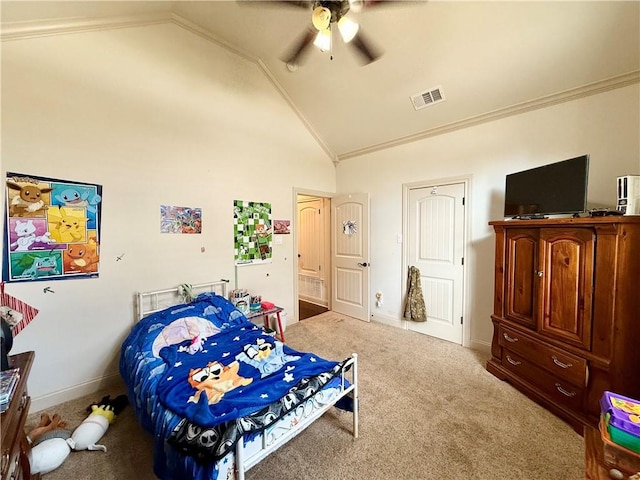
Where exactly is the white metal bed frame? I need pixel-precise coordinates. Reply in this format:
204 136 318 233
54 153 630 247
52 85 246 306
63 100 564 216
135 280 359 480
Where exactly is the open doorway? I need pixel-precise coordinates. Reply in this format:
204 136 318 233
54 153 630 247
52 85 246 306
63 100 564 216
297 194 331 320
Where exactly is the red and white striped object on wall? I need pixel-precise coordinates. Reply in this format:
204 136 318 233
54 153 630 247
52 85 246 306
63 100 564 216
0 282 39 335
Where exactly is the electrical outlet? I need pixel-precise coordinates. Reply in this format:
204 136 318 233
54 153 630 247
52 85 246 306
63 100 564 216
375 292 383 307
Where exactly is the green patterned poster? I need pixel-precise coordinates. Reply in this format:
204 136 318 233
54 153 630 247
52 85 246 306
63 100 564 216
233 200 272 266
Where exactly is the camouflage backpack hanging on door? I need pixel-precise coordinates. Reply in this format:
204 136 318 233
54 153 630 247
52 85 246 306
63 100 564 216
404 266 426 322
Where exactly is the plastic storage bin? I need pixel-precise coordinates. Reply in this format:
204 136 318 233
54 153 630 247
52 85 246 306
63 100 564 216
599 417 640 475
600 391 640 454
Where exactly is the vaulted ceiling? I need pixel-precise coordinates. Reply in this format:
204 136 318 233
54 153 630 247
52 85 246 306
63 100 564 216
2 1 639 162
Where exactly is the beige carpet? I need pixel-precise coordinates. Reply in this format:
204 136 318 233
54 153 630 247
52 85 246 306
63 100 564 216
27 312 584 479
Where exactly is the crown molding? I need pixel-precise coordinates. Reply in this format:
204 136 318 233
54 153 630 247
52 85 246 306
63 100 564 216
337 70 640 162
257 59 336 162
1 12 172 41
170 14 336 164
169 13 256 64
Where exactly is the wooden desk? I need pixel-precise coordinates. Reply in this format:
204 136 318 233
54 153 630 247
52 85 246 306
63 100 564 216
246 306 285 342
1 351 39 480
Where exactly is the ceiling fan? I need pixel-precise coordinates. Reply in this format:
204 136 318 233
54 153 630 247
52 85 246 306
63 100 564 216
253 0 392 68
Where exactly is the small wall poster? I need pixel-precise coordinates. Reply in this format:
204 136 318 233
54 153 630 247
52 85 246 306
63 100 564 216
274 220 291 234
4 172 102 283
160 205 202 234
234 200 272 266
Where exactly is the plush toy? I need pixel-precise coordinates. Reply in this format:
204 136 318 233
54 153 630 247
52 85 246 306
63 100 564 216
27 413 73 475
70 405 113 451
71 394 128 452
27 394 129 475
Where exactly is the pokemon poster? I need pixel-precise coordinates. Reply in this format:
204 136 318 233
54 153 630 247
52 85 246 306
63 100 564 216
3 172 102 283
233 200 272 266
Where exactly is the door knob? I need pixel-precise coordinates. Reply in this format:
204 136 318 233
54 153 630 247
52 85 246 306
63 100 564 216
357 262 369 267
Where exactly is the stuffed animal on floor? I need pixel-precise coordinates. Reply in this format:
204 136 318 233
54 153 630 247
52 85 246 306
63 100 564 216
27 412 73 475
27 394 129 475
71 394 129 452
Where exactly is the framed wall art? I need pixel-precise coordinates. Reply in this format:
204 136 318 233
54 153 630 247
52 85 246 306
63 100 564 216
233 200 272 266
4 172 102 283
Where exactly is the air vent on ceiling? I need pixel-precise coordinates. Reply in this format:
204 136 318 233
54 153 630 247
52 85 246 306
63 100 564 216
410 86 445 110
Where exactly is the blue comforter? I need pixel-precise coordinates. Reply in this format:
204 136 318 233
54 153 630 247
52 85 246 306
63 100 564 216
120 292 348 474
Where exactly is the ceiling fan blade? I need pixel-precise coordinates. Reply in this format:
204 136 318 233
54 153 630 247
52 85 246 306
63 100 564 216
349 29 382 64
282 27 317 66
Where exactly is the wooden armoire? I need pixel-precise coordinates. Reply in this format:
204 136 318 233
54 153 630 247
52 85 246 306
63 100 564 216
486 216 640 433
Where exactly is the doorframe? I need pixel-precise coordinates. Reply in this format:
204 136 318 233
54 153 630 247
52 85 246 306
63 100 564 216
401 175 472 347
292 187 334 323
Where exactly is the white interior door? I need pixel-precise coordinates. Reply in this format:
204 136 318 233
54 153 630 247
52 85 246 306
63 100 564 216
331 193 370 321
407 183 465 344
297 198 327 305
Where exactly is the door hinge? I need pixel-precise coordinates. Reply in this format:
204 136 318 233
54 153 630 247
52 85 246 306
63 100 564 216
461 257 464 265
460 316 463 325
462 197 465 206
318 209 321 214
318 265 321 271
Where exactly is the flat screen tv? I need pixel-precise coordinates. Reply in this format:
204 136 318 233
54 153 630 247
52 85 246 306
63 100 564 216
504 155 589 218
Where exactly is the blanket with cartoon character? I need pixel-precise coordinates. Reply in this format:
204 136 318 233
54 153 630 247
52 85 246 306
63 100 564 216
120 292 350 466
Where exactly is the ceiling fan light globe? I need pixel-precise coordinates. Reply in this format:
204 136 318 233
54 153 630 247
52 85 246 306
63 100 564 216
311 6 331 31
338 16 359 43
313 28 332 52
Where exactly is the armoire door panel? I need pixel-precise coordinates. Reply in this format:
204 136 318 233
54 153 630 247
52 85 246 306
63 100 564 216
538 228 594 349
505 229 539 328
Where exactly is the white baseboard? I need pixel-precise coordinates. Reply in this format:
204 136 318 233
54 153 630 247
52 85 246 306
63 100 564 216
29 372 126 413
371 312 492 355
370 312 405 329
469 339 492 354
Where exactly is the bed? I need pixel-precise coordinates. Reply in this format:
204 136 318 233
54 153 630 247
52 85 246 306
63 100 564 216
119 281 358 480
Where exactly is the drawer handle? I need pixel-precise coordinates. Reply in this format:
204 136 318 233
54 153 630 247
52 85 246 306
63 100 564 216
555 383 577 397
506 355 521 366
502 332 518 343
552 355 573 369
18 393 27 411
9 456 19 480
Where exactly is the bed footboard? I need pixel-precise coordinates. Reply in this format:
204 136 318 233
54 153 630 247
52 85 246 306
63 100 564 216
234 353 359 480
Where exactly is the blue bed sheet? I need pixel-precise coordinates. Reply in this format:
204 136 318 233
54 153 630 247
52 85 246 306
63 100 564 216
120 292 349 480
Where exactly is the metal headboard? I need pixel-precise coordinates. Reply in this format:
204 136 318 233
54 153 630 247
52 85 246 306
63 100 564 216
135 280 229 321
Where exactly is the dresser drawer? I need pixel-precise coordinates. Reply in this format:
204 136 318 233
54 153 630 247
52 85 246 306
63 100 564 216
502 349 585 411
499 325 588 387
1 446 22 480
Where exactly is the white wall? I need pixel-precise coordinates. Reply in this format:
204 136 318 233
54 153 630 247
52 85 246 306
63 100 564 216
336 84 640 351
1 23 336 409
